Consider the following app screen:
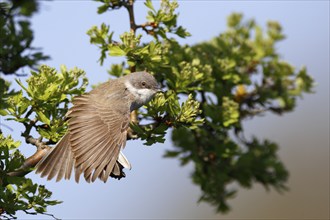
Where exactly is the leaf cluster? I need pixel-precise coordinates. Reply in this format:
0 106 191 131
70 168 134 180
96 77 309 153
1 66 87 218
3 65 88 142
164 13 313 212
131 92 203 145
1 1 61 217
144 0 190 39
0 134 61 219
89 1 314 213
0 0 49 75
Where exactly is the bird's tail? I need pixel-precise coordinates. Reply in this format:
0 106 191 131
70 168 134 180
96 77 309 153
36 134 129 182
35 134 74 182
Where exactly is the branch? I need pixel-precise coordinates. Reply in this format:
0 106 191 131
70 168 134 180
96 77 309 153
136 22 157 36
4 104 54 176
23 210 61 220
123 0 141 135
0 211 16 220
21 115 37 144
7 140 51 177
124 0 137 33
25 135 47 150
11 114 50 176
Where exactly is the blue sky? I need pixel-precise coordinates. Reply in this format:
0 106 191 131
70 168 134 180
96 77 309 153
6 0 329 219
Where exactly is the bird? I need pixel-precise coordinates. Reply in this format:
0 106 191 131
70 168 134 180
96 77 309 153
35 71 160 183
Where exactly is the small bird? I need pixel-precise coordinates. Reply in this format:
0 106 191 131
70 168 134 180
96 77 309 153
36 72 160 183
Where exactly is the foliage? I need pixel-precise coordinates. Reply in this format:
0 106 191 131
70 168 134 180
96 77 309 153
0 0 314 218
0 1 87 218
0 0 49 75
0 1 62 218
0 65 88 218
0 134 61 219
88 0 314 212
5 65 88 141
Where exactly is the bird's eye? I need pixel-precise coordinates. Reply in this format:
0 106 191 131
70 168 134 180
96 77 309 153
141 81 146 87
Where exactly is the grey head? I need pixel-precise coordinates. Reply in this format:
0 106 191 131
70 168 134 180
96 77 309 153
123 71 160 111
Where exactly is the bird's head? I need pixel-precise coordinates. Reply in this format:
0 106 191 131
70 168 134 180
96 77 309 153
124 72 161 110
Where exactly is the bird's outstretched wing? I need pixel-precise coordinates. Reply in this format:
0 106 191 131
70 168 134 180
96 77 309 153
36 91 130 183
68 93 130 183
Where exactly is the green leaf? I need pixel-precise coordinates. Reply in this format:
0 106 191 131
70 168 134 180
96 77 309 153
144 0 155 12
222 97 239 127
97 4 109 14
129 122 145 135
164 150 181 158
36 111 50 125
175 26 191 38
0 109 8 116
15 79 29 93
108 45 126 56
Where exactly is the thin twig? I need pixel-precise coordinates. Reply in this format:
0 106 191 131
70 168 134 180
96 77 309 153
22 117 37 144
23 210 61 220
24 107 34 119
14 72 28 77
136 22 156 35
7 147 51 177
124 0 137 33
0 211 16 220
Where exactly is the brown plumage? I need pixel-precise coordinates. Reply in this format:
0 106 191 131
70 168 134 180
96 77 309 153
35 72 160 183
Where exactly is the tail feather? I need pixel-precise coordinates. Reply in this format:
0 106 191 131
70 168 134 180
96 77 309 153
36 134 129 182
55 135 75 182
47 135 70 180
35 134 74 182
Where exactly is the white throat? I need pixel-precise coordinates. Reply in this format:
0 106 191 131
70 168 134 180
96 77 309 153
125 81 155 111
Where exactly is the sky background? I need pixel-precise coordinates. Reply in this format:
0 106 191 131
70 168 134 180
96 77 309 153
4 0 329 219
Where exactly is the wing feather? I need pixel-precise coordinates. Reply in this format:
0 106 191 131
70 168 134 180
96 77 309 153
70 124 106 147
85 144 117 182
37 85 130 183
63 144 74 180
82 130 121 182
76 136 110 168
103 156 118 181
69 118 101 130
68 90 130 183
90 137 121 182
